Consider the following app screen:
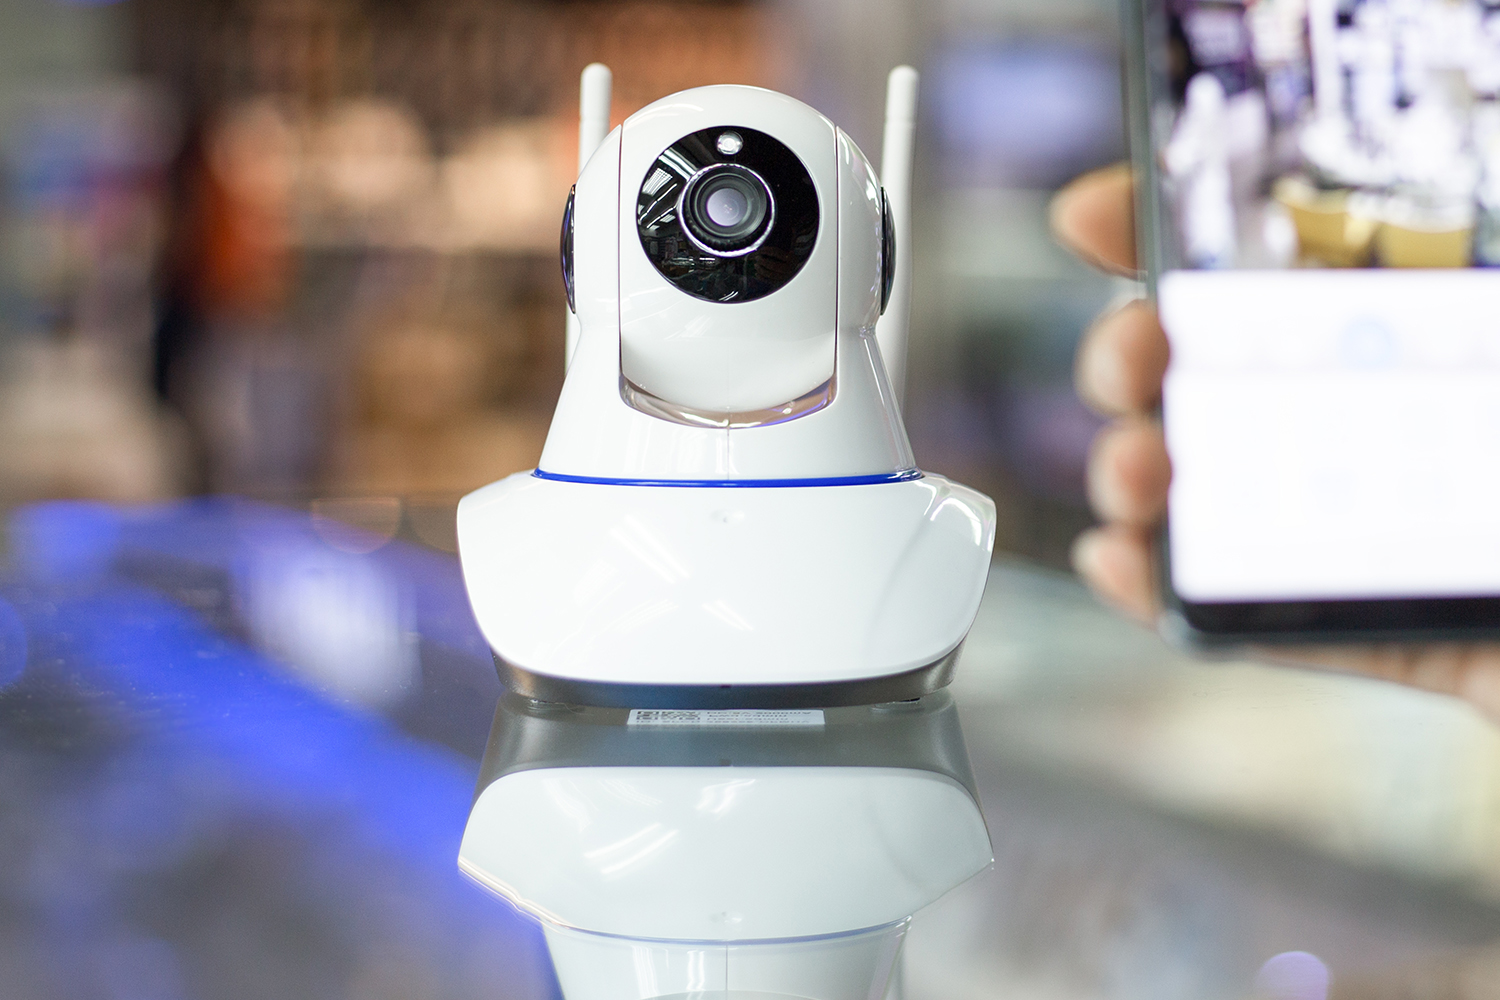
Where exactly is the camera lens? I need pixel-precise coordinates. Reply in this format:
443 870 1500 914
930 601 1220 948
705 186 749 228
680 165 773 255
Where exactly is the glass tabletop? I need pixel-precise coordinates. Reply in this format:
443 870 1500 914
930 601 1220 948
1 497 1496 1000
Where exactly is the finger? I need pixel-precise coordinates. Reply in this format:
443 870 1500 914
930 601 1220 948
1072 525 1158 622
1076 300 1170 417
1262 644 1500 724
1087 418 1170 527
1051 163 1137 276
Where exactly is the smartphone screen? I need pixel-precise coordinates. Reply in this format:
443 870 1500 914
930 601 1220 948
1132 0 1500 636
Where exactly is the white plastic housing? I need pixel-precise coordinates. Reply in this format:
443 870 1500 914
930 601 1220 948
456 471 995 690
543 922 904 1000
566 62 614 368
875 66 918 406
458 765 992 1000
542 85 913 482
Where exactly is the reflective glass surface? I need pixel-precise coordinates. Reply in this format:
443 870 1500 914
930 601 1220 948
3 499 1499 999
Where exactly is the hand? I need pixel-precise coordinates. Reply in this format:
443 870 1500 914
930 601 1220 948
1050 163 1500 722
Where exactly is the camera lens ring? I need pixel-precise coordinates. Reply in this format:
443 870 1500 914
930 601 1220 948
677 164 775 257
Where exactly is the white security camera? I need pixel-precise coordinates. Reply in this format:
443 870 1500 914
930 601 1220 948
457 68 995 707
457 66 999 1000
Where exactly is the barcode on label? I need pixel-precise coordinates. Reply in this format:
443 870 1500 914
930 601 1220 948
627 709 825 727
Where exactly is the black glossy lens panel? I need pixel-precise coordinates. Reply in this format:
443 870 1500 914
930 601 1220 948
637 126 819 304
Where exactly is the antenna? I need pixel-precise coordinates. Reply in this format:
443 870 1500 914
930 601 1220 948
567 63 613 370
876 65 918 407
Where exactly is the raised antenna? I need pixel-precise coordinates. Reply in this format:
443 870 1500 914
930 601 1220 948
876 65 918 407
567 62 613 370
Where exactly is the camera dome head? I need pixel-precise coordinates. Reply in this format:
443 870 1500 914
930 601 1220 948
570 85 892 419
542 81 918 482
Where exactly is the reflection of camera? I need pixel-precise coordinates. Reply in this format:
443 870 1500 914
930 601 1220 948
460 691 992 1000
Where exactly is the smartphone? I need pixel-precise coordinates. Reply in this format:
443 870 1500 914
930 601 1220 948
1123 0 1500 644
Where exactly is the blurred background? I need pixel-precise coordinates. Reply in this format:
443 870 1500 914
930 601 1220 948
8 2 1500 1000
0 0 1125 561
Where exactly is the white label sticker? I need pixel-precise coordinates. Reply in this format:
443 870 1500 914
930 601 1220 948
627 709 825 728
